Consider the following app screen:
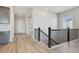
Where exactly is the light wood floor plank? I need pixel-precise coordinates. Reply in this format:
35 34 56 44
0 34 79 53
0 34 51 53
50 39 79 53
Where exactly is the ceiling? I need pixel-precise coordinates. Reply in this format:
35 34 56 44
35 6 77 13
14 6 32 17
14 6 77 17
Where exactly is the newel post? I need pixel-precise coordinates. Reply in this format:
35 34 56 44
48 27 51 48
38 27 40 41
67 27 70 42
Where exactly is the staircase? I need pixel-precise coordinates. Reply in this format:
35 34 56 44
34 27 79 48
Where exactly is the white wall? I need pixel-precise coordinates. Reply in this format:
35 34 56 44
25 17 29 34
25 11 33 35
32 8 57 34
58 7 79 29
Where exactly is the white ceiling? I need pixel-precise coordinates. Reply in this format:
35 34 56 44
14 6 32 17
14 6 77 17
35 6 76 13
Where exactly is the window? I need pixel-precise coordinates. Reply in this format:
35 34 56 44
64 16 73 29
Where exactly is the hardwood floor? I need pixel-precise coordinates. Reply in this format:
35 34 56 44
0 34 79 53
0 34 51 53
50 39 79 53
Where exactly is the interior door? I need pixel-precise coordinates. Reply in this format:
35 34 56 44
16 19 25 33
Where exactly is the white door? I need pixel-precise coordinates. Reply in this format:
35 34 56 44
15 19 25 33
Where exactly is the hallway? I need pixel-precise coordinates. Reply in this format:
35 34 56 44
0 34 51 53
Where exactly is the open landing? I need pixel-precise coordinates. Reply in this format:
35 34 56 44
0 34 51 53
50 39 79 53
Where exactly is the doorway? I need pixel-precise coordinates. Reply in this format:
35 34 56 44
14 17 26 34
